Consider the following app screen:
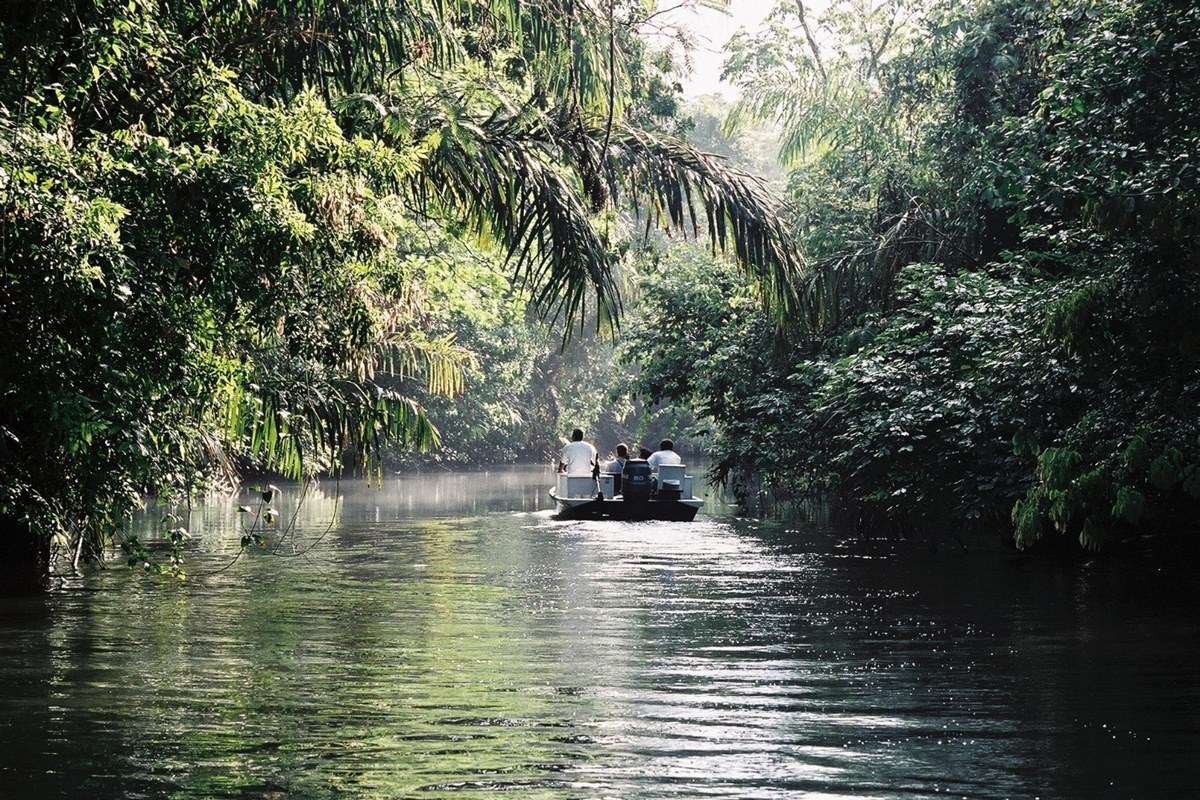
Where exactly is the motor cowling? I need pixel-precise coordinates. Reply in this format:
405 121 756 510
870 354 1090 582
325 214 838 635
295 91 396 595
621 459 653 502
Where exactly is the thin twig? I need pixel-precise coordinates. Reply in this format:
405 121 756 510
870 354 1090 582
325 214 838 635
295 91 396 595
600 0 618 159
275 474 342 558
795 0 827 84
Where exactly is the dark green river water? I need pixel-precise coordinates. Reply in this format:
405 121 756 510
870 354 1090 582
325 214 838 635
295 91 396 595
1 465 1197 798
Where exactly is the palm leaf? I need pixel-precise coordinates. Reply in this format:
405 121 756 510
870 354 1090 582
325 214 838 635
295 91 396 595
179 0 614 106
602 125 805 324
345 90 804 331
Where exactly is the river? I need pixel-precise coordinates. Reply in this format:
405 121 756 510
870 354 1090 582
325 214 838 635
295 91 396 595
1 465 1197 798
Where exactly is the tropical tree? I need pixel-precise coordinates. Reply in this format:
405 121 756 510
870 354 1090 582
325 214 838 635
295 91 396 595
723 0 961 331
0 0 804 590
622 0 1200 553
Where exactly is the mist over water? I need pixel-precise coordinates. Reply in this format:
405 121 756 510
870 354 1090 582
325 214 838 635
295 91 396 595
1 466 1197 798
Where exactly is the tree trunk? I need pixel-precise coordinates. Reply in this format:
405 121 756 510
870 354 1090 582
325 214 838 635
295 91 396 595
0 517 51 594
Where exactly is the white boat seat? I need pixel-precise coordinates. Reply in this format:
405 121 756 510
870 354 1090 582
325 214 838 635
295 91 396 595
656 464 686 486
557 473 597 499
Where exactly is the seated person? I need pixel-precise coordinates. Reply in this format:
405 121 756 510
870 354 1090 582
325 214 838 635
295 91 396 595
638 446 652 460
605 443 629 493
647 439 683 470
558 428 597 475
605 443 629 474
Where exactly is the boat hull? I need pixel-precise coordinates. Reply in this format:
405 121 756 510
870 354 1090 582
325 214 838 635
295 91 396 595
549 490 701 522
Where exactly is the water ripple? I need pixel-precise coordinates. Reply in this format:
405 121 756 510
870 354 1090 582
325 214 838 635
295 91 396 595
0 467 1198 798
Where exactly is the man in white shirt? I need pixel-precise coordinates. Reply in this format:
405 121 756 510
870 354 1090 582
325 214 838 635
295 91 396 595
558 428 598 475
647 439 683 469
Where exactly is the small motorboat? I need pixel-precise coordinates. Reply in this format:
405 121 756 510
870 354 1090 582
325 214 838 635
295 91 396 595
548 460 703 521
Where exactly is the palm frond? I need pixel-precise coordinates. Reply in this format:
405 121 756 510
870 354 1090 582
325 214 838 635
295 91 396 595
181 0 613 106
795 199 970 331
417 113 806 330
378 334 474 397
605 125 805 323
347 84 803 332
224 373 440 479
728 72 885 166
411 109 623 331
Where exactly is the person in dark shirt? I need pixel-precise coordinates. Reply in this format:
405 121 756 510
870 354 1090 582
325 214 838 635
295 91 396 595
606 443 629 474
605 443 629 494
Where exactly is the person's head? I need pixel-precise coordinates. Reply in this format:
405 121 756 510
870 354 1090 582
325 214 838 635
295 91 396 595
615 443 628 458
659 439 674 452
571 428 583 442
639 446 652 459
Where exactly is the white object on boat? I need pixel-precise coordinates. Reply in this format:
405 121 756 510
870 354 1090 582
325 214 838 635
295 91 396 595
599 473 615 499
656 464 685 489
556 473 598 499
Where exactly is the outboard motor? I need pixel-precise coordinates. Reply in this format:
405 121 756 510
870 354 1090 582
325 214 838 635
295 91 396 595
621 459 653 503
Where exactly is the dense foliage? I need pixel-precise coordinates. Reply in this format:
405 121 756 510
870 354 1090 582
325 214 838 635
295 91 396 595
623 0 1200 551
0 0 801 589
386 238 627 466
4 0 1194 587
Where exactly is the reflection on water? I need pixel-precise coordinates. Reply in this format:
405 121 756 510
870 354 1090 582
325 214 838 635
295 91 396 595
1 465 1198 798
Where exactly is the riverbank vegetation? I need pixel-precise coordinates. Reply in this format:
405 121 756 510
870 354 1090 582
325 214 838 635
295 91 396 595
2 0 1196 588
0 0 800 590
622 0 1200 552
